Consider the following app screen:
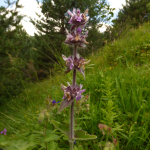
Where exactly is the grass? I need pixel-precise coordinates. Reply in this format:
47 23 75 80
0 22 150 150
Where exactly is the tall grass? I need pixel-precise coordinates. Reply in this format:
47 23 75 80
0 22 150 149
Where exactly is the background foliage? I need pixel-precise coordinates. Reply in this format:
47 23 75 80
1 0 150 148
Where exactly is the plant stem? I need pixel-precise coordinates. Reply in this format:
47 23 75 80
44 119 48 150
70 141 74 150
70 45 77 150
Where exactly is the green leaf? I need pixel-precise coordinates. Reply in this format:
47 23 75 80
47 141 60 150
109 12 114 17
0 135 9 146
103 147 109 150
74 146 78 150
51 120 69 136
74 130 97 140
5 146 18 150
101 15 106 18
57 97 73 113
43 130 59 142
6 140 36 150
78 145 84 150
74 145 84 150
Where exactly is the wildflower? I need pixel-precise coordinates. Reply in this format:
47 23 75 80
68 8 89 29
64 28 89 47
52 100 61 106
38 112 45 123
58 83 85 113
112 136 118 146
0 128 7 135
98 123 111 135
62 54 90 78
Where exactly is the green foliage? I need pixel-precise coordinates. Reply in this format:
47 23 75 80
1 19 150 150
74 130 97 140
114 0 150 27
0 1 24 103
147 2 150 11
74 145 84 150
106 0 150 43
51 120 69 137
0 1 39 104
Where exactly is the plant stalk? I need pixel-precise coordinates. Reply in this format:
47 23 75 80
70 45 77 150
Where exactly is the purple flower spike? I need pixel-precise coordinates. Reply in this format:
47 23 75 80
58 83 85 113
0 128 7 135
68 8 89 28
76 94 81 101
77 9 80 15
64 28 89 47
62 54 90 78
68 11 73 17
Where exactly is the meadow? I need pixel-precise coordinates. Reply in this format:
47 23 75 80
0 22 150 150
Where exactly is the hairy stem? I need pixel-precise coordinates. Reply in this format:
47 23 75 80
70 45 77 150
45 119 48 150
70 141 74 150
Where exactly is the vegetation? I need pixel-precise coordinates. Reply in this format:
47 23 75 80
0 0 27 104
30 0 114 74
0 0 114 105
1 19 150 149
1 0 150 149
106 0 150 42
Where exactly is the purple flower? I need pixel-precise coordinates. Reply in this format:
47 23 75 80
64 28 89 47
0 128 7 135
61 82 85 101
77 28 81 34
52 100 61 106
62 54 90 78
58 83 86 113
67 8 89 29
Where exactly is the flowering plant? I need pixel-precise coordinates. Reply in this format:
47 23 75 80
62 54 90 78
51 8 97 150
0 128 7 135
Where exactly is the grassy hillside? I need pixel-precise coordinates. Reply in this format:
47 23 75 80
0 22 150 150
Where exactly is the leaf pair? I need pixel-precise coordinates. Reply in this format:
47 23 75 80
51 120 97 141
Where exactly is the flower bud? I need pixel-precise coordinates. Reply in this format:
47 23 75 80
45 111 50 118
86 104 90 112
112 136 118 146
103 125 108 131
38 112 45 123
44 99 50 105
85 95 89 100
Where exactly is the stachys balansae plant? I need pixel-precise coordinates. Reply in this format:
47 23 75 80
51 8 97 150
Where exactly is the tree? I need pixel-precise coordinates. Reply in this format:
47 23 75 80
113 0 150 27
0 0 37 104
